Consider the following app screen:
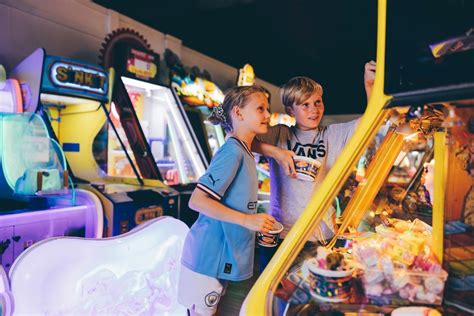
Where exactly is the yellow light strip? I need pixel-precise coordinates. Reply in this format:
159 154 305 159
432 131 446 263
329 130 404 249
341 126 394 223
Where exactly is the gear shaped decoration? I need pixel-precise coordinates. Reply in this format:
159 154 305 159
99 28 151 69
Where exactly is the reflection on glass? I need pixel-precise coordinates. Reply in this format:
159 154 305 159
121 77 206 186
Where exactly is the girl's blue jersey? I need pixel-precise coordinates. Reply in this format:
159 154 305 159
181 137 258 281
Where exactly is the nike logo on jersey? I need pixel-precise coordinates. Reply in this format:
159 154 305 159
209 174 220 186
292 140 326 159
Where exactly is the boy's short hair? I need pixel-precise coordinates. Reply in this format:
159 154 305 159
280 77 323 113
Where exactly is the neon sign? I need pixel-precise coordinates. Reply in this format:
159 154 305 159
50 62 107 95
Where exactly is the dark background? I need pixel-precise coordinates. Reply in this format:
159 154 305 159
94 0 378 114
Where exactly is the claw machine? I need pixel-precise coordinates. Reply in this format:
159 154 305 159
10 48 179 237
100 33 208 227
242 0 474 315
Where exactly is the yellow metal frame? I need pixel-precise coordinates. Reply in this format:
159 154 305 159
241 0 390 313
432 131 446 263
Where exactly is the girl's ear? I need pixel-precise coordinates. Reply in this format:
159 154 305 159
231 106 243 121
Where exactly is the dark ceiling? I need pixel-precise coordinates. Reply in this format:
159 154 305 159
93 0 378 114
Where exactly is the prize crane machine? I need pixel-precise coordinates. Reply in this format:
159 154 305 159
0 68 102 275
100 30 208 227
242 0 474 315
164 48 226 163
10 48 179 237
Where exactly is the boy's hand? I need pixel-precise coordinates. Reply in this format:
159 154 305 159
242 213 276 232
274 148 297 178
364 60 376 100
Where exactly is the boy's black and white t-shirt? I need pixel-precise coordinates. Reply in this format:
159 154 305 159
256 120 358 241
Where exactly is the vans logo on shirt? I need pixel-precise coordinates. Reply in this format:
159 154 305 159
292 140 326 159
224 263 232 274
209 174 220 186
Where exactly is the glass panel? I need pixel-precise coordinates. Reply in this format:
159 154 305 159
267 104 459 313
203 117 225 156
121 77 207 186
105 106 142 179
0 113 70 197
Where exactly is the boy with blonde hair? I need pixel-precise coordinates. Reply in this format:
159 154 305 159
253 61 376 271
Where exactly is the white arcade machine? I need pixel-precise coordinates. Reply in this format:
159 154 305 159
0 216 188 315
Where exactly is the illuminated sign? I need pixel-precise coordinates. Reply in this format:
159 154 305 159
126 48 158 80
237 63 255 86
50 61 107 95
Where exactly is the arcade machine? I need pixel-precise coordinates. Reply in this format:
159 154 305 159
242 0 474 314
165 49 226 162
100 31 208 226
10 48 179 237
3 216 188 315
0 69 22 113
0 110 102 274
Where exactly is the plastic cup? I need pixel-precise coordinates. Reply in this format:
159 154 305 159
256 221 284 247
293 156 321 182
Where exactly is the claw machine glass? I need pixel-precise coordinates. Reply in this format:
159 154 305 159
10 48 179 237
242 0 474 315
103 41 208 227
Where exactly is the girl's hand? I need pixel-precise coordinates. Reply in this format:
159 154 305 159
273 148 297 177
242 213 276 232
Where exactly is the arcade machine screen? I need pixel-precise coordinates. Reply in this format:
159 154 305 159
120 76 207 187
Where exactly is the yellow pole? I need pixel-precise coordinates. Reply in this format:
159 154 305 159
432 131 446 263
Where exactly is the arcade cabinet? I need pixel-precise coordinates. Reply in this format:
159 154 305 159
0 112 102 273
10 48 179 237
242 0 474 314
101 37 208 227
164 48 225 163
